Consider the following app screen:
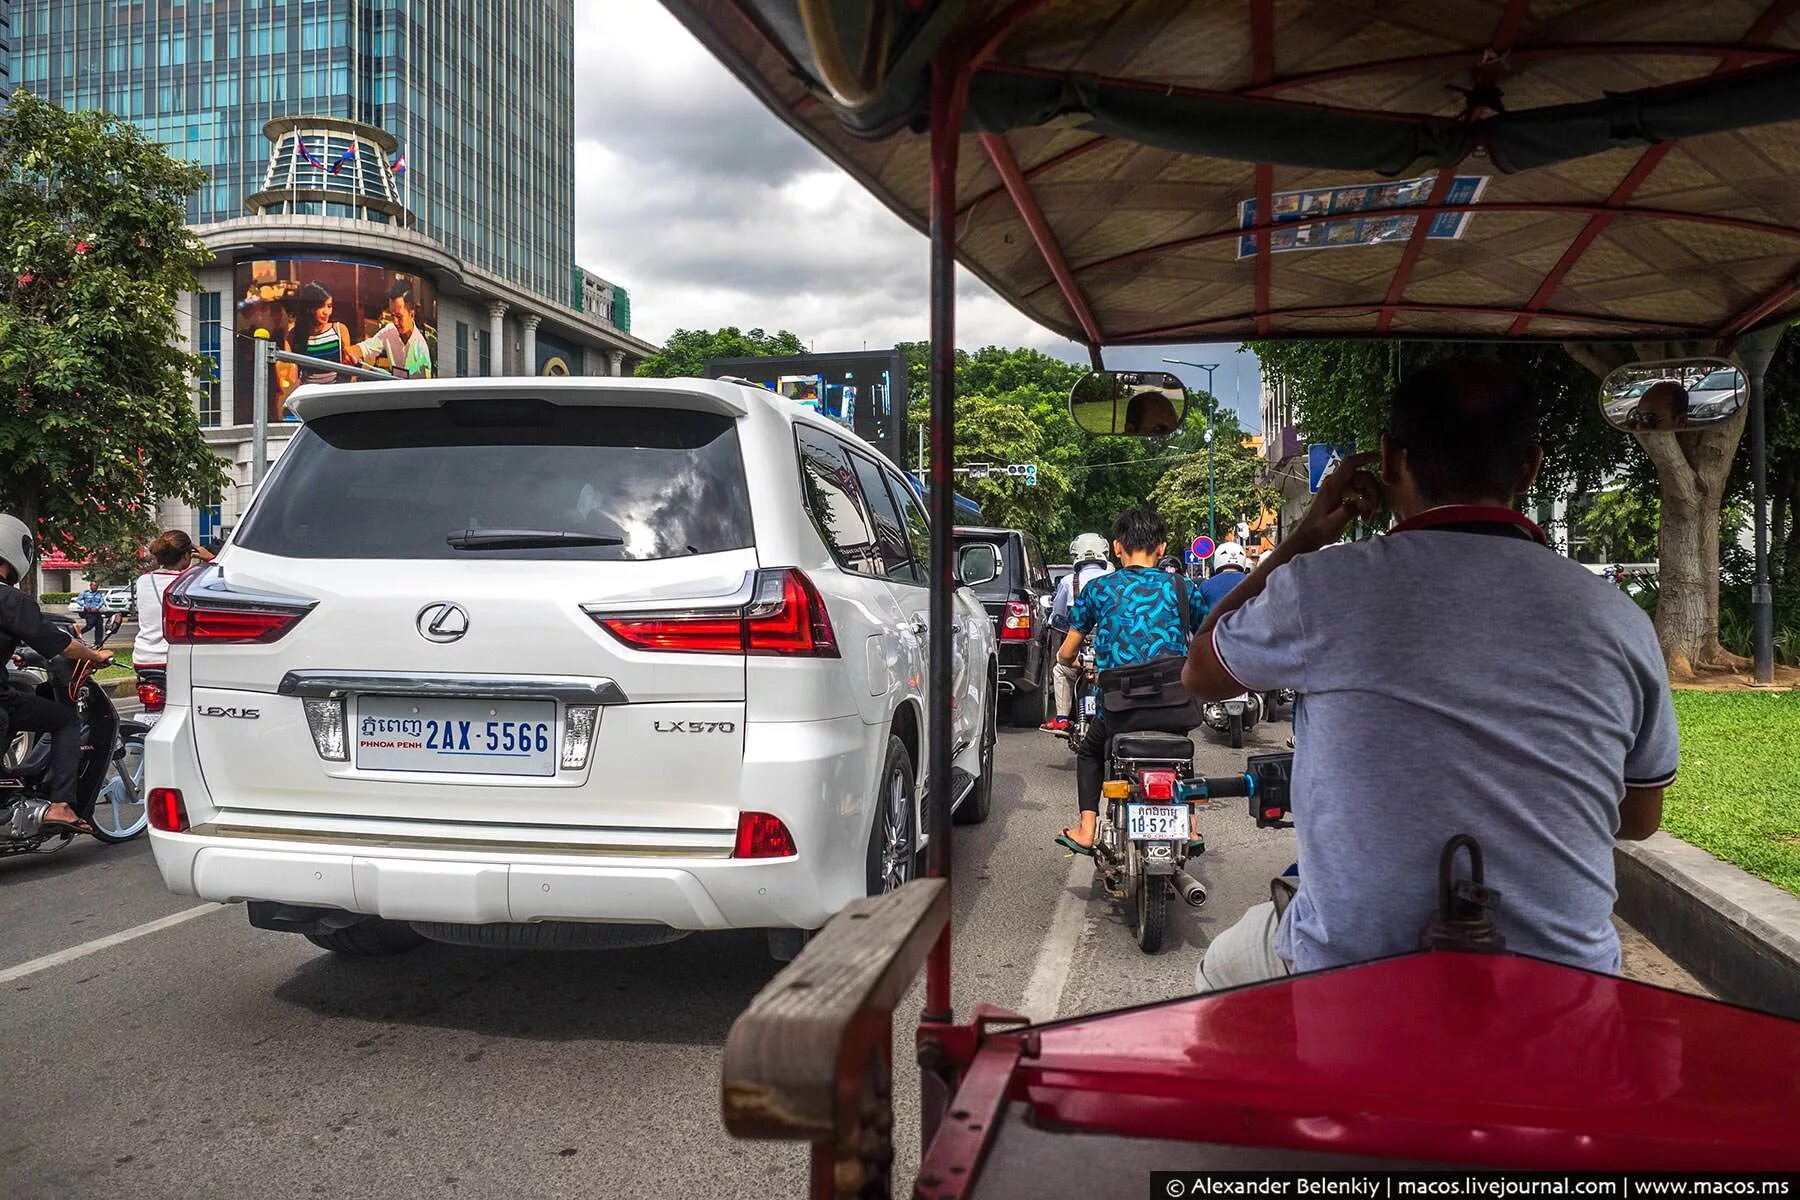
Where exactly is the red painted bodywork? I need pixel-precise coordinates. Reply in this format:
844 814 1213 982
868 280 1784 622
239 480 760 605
975 953 1800 1170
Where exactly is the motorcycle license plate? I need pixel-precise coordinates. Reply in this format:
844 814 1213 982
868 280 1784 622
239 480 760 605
1126 803 1186 840
1082 695 1098 716
355 697 557 777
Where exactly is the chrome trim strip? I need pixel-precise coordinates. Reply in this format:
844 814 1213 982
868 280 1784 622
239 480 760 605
276 671 629 704
581 570 757 617
186 822 730 859
172 563 318 614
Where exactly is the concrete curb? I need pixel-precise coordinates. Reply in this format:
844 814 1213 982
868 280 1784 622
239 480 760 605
1613 832 1800 1019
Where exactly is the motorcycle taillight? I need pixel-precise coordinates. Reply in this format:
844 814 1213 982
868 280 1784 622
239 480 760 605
137 680 166 713
1141 770 1178 800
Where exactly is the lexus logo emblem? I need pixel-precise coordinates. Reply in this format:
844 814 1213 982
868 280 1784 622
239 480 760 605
416 602 470 643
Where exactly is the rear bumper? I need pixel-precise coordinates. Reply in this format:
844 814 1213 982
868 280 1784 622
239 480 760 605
996 642 1042 692
149 827 837 929
146 707 881 933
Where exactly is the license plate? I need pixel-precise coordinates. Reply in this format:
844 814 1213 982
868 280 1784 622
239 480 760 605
1082 694 1098 716
355 697 557 777
1126 803 1186 841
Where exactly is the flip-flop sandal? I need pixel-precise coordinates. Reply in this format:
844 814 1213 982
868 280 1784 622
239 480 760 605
1054 831 1096 857
41 816 96 837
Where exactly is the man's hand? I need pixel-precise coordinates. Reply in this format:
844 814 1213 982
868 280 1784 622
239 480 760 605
1291 451 1383 551
1057 628 1084 668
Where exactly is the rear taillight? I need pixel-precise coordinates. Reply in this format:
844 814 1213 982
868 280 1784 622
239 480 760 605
733 811 797 859
1000 601 1033 641
136 680 166 712
148 788 189 833
1141 770 1178 801
165 566 313 645
593 568 838 657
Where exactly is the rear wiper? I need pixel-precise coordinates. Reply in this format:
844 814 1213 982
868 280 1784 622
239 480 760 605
446 528 625 550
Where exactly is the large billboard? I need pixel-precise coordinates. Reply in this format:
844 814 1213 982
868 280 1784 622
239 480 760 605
233 258 438 424
704 348 909 466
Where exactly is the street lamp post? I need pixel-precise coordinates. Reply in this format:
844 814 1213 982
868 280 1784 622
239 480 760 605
1165 358 1220 542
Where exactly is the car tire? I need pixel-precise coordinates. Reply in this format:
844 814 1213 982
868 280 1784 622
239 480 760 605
955 676 996 826
867 735 917 896
303 918 427 956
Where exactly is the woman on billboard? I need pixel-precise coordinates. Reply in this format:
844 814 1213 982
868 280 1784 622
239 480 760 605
286 281 356 386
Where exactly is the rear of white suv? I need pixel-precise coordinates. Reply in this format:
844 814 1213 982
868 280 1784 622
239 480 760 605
145 377 995 958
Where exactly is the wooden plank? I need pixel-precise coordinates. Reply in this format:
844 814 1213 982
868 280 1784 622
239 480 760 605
721 878 951 1141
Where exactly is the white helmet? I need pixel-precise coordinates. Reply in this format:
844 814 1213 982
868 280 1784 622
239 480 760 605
1069 532 1108 564
1212 541 1249 572
0 514 35 579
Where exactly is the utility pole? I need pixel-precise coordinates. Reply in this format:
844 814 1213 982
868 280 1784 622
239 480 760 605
1165 358 1221 542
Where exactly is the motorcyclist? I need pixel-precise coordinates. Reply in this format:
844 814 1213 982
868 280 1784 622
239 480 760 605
1054 508 1207 854
1040 533 1112 733
1199 541 1251 609
0 515 114 835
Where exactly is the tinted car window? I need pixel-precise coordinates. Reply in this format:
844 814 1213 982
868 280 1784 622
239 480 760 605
796 427 881 575
848 451 918 583
891 474 933 586
1022 534 1049 589
236 401 753 561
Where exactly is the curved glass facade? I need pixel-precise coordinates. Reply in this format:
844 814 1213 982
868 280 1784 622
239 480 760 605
8 0 575 304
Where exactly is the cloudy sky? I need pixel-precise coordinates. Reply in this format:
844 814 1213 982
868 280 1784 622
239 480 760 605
569 1 1265 425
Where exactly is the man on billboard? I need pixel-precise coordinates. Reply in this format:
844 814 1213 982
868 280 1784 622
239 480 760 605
351 279 433 379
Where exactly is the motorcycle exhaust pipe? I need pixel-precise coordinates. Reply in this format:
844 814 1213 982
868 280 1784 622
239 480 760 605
1173 869 1208 908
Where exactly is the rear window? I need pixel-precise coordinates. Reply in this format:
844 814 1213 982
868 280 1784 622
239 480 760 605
236 401 754 561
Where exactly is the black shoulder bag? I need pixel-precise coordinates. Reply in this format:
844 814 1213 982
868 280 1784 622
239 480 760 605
1096 573 1202 715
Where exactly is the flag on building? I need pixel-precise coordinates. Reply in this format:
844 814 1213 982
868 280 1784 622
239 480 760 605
389 151 407 177
297 139 327 171
329 144 357 175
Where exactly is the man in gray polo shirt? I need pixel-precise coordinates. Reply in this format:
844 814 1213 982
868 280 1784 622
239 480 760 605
1183 358 1678 987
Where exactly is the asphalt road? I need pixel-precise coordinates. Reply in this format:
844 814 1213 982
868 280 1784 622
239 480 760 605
0 715 1701 1199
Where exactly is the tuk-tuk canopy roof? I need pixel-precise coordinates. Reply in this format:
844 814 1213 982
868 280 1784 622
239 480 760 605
662 0 1800 348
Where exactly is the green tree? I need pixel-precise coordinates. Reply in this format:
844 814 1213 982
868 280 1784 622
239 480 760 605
635 326 806 377
0 91 227 594
1148 408 1280 551
1571 489 1660 564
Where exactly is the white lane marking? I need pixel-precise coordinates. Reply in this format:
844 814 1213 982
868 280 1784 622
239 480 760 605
1020 853 1091 1024
0 903 223 985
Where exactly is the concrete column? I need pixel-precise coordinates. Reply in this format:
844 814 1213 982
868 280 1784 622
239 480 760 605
521 314 541 377
608 350 624 377
487 301 508 376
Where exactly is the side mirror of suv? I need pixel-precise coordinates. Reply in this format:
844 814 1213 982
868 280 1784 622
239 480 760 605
956 543 1000 588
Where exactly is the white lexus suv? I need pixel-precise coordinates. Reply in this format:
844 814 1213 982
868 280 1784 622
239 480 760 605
145 376 997 959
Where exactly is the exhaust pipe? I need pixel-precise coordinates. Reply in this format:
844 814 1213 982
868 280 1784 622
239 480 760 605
1173 869 1208 908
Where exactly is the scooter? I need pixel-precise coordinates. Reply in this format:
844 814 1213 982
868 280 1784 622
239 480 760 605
1 620 144 855
1200 689 1261 749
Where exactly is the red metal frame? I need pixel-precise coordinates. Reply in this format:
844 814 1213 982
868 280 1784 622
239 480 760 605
978 133 1104 348
1509 0 1800 336
1724 275 1800 336
1115 301 1710 343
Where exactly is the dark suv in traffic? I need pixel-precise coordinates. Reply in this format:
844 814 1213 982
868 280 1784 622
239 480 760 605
953 526 1057 726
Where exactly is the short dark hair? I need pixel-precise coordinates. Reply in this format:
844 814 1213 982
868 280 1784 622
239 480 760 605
1111 507 1168 554
1386 357 1539 504
1642 380 1689 421
386 279 414 306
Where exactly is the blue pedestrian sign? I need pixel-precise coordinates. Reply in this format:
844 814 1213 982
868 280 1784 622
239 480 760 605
1190 535 1215 560
1185 549 1204 566
1308 443 1356 493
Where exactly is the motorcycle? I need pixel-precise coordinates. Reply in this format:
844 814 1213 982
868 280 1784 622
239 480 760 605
1061 642 1097 752
1201 689 1261 749
1089 730 1215 952
1 618 147 855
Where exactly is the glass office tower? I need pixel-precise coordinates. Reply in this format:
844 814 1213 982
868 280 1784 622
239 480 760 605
6 0 575 304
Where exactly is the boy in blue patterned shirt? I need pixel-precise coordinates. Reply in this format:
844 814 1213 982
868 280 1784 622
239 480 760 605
1055 507 1208 855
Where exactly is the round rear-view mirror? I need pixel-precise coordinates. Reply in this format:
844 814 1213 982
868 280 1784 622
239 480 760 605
1599 357 1745 433
1068 371 1192 437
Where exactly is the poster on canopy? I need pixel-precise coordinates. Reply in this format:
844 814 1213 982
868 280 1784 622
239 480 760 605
1236 174 1489 259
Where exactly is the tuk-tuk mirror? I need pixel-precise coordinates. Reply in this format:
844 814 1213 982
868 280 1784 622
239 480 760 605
1068 371 1192 437
1600 358 1745 433
956 542 1000 588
